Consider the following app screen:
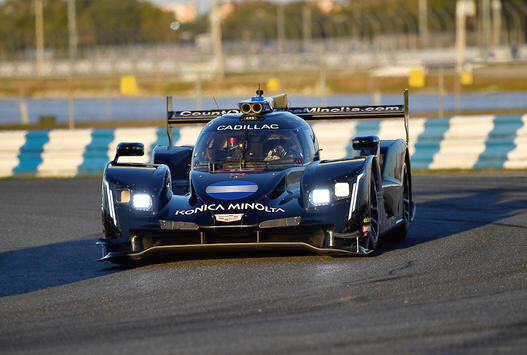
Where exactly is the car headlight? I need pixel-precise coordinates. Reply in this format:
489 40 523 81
310 188 330 206
334 182 350 198
132 193 152 211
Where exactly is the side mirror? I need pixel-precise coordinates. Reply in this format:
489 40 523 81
113 142 144 164
352 136 380 157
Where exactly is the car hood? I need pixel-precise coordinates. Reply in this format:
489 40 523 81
190 169 287 204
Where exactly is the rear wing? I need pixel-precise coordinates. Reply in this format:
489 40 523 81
166 89 410 146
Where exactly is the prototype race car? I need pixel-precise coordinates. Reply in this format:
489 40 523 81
97 89 416 263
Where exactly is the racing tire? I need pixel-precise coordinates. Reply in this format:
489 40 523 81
391 163 410 242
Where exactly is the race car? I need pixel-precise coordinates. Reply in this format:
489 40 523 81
97 89 416 263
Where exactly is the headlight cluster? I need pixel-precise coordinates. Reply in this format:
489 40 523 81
334 182 350 198
309 182 351 206
108 185 153 211
310 189 330 206
132 193 153 211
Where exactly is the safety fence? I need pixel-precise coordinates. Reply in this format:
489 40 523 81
1 114 525 178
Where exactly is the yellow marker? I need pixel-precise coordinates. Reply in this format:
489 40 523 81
408 68 425 88
120 75 139 95
266 78 280 92
460 71 474 86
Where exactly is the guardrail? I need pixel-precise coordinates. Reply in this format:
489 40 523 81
1 114 525 178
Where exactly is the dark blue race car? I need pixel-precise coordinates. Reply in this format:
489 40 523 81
98 90 416 264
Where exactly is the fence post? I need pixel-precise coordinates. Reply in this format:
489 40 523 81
319 69 327 106
277 4 285 55
195 75 202 110
438 67 445 118
454 71 461 113
105 83 112 121
68 79 75 129
372 90 381 106
419 0 429 47
35 0 45 77
302 5 312 50
19 87 29 125
492 0 502 48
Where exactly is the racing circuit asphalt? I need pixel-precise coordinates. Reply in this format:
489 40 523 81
0 173 525 354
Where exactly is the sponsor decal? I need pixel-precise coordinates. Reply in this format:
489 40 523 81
175 203 285 215
217 123 279 131
206 180 258 200
215 214 243 223
290 106 402 114
173 109 240 117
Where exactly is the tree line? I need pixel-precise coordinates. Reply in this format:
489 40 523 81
0 0 525 58
0 0 176 57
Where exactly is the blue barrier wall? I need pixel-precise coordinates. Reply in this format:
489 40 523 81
0 114 525 177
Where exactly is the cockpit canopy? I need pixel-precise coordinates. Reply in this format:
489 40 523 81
192 124 316 171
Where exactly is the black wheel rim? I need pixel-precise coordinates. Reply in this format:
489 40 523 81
370 177 379 245
402 165 410 222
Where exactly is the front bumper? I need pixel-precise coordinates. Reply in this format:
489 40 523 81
97 241 359 262
97 221 371 262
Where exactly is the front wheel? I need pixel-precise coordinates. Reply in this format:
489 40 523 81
362 173 380 253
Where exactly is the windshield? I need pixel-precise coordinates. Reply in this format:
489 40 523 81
192 129 310 171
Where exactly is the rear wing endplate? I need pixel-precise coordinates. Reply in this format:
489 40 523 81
166 89 410 146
